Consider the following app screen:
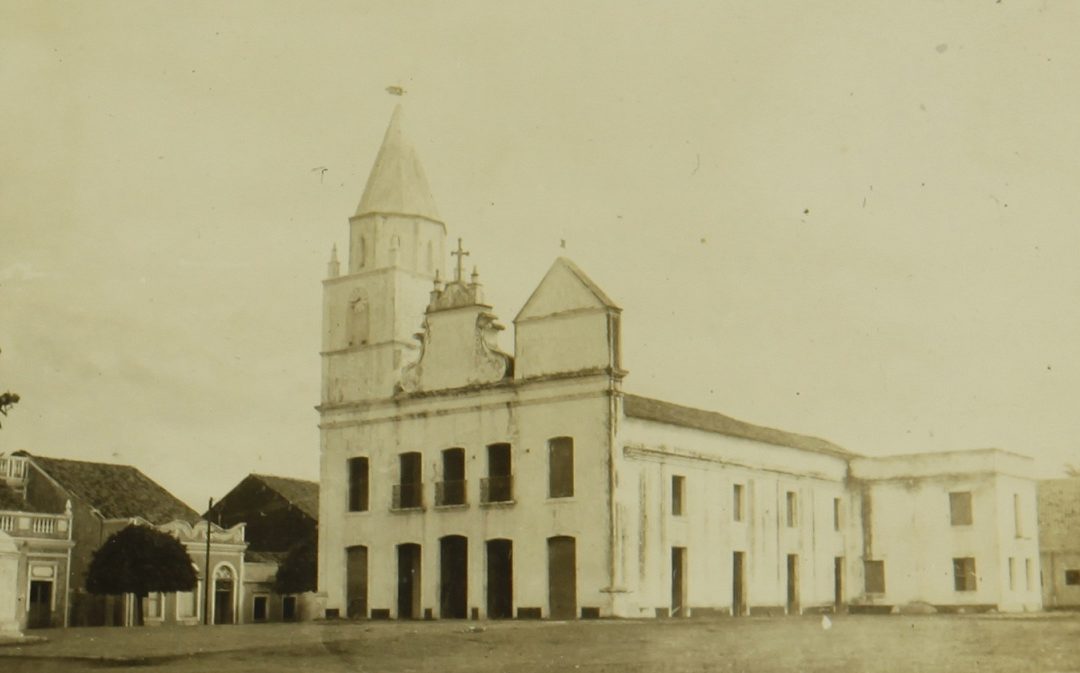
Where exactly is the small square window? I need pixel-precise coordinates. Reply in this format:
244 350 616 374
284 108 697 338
949 492 973 526
953 557 977 592
865 560 885 594
1065 570 1080 586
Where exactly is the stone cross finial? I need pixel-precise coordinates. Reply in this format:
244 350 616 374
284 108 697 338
451 238 470 282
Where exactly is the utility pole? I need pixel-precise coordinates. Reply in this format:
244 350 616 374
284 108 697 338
204 497 213 625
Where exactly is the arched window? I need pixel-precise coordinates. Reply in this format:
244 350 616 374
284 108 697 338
348 293 369 347
358 237 367 268
426 241 435 274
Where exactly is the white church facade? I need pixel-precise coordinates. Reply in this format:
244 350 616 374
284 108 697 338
316 107 1042 620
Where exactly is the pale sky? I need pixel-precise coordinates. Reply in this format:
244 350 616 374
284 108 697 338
2 1 1078 509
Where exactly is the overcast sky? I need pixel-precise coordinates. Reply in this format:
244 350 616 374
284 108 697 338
3 1 1078 509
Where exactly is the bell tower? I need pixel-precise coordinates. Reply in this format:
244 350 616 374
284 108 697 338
321 106 447 405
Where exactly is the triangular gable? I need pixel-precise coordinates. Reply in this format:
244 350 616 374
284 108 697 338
515 257 620 322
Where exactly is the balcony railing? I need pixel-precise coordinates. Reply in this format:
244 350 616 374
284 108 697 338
435 480 467 507
480 475 514 504
0 510 71 540
391 482 424 511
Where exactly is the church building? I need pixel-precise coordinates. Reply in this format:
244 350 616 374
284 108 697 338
317 107 1043 620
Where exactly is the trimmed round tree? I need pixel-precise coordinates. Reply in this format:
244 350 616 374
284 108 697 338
86 524 197 626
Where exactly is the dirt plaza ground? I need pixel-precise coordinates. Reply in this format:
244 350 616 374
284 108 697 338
1 613 1079 673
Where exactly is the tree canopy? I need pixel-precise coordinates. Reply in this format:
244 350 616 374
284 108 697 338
86 524 197 625
274 530 317 595
0 347 18 428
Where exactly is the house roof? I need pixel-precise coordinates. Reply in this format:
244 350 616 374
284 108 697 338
0 481 32 511
623 394 855 459
22 453 199 524
354 105 441 222
249 474 320 520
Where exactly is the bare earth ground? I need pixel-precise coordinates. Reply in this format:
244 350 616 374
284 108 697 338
1 614 1079 673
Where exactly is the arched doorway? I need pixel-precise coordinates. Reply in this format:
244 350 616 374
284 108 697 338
213 565 236 625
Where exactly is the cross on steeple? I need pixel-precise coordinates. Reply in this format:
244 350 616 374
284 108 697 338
451 238 470 282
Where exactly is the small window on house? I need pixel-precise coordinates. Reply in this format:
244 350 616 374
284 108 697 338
1013 493 1023 538
733 484 745 522
949 492 973 526
348 457 369 512
785 491 798 527
253 595 268 622
1065 570 1080 586
833 497 842 531
671 476 685 516
953 557 977 592
864 560 885 594
548 437 574 498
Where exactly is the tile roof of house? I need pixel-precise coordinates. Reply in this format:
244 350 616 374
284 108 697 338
0 480 31 511
249 474 320 520
623 394 855 459
22 453 199 524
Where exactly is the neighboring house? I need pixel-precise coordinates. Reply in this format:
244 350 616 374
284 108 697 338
315 106 1044 621
0 451 247 627
1038 477 1080 609
208 474 319 622
0 462 74 630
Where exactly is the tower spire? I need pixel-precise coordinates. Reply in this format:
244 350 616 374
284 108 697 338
354 105 441 222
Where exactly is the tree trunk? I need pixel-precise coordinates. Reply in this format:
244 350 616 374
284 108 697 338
133 592 145 626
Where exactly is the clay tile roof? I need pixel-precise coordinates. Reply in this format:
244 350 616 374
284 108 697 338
250 474 320 520
27 454 199 524
623 394 856 458
0 480 33 511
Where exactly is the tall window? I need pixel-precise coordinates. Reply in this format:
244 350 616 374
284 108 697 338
864 560 885 594
1008 557 1017 591
733 484 745 522
348 457 369 512
395 452 423 509
548 437 574 498
833 497 842 531
785 491 798 528
953 557 977 592
484 443 513 503
438 448 466 506
1026 558 1035 591
671 475 685 516
949 492 973 526
1013 493 1023 538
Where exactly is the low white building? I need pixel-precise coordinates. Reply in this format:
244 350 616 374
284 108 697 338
316 107 1043 619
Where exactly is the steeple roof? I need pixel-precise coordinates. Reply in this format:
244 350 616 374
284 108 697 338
355 105 442 222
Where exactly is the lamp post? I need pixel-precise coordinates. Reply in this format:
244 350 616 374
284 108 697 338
204 497 213 625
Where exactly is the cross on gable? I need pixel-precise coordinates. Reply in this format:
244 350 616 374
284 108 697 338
451 238 470 282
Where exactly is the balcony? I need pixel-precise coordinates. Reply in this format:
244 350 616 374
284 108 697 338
0 510 71 541
435 480 467 507
391 482 424 511
480 476 514 504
